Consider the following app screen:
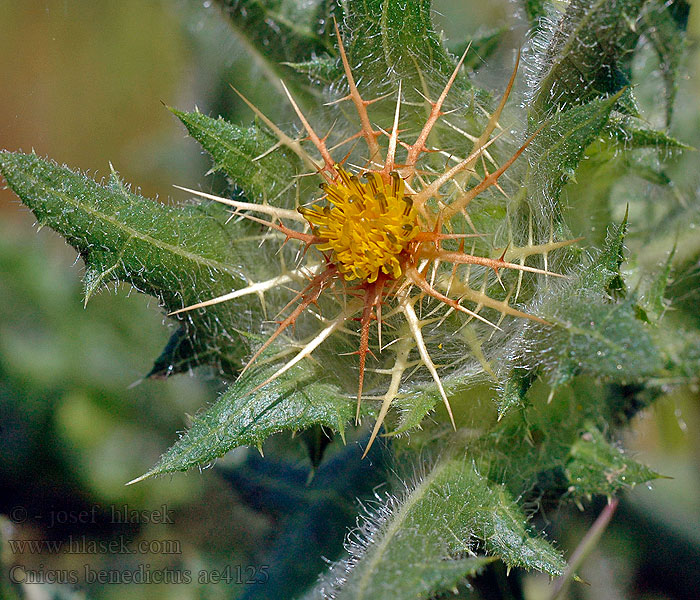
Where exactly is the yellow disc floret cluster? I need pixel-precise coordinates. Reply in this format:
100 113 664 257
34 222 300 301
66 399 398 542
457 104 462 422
299 168 418 282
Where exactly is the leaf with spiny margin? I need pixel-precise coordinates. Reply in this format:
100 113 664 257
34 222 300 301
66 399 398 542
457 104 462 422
533 295 662 387
132 358 358 482
320 557 491 600
481 379 638 504
530 0 647 119
526 93 621 209
313 457 564 600
172 108 302 204
524 220 663 388
341 0 482 107
391 380 452 436
0 150 263 376
641 0 690 125
566 425 661 496
580 213 627 295
609 120 692 152
285 55 341 85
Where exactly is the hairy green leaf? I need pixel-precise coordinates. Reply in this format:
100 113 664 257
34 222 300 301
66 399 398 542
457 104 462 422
0 151 258 375
530 0 646 118
285 55 341 85
642 247 675 322
632 246 675 325
528 0 690 122
533 295 661 387
172 108 301 202
392 376 478 435
342 0 481 107
133 358 356 482
526 220 662 387
566 426 660 496
581 214 628 294
2 3 694 596
314 457 563 600
525 93 622 210
609 118 693 151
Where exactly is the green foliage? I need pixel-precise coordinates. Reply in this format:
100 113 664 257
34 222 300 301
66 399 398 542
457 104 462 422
609 119 691 151
1 0 695 598
171 108 301 202
342 0 481 106
529 0 646 117
525 92 622 208
527 220 663 388
529 0 691 135
134 357 357 481
533 293 661 387
0 151 253 376
308 458 563 600
215 0 333 62
497 367 535 417
213 0 335 102
638 246 675 323
566 426 660 496
286 55 341 85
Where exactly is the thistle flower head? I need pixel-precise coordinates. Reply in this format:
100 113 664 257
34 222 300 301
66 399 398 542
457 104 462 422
301 169 417 282
174 23 574 454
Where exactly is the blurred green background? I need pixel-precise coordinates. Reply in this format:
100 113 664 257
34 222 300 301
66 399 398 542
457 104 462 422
1 1 699 599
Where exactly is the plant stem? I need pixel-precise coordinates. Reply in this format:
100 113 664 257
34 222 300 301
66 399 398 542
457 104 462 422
549 497 620 600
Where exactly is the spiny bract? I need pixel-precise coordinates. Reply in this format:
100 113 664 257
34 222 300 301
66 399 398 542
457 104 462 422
174 23 573 454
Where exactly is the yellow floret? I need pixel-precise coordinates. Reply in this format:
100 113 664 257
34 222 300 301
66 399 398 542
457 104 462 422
299 168 418 282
